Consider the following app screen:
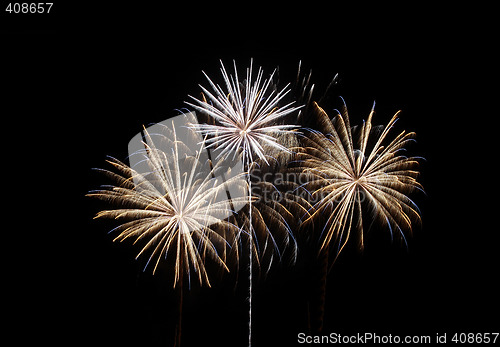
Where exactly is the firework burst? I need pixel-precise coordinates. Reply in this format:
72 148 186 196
299 100 423 259
186 59 301 165
87 121 248 288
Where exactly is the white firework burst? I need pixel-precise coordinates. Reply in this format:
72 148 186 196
186 59 301 166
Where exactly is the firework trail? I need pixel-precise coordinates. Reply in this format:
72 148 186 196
186 59 301 347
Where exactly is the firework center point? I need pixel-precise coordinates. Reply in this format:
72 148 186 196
354 176 366 185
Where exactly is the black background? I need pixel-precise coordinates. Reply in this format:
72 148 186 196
2 2 497 346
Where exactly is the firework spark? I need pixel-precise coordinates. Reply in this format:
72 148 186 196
299 100 423 258
87 121 248 288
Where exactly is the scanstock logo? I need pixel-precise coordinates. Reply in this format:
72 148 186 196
127 112 247 221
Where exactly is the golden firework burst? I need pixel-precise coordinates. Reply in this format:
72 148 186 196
88 122 248 288
299 100 423 257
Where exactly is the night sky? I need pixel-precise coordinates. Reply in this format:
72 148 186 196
3 4 497 346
